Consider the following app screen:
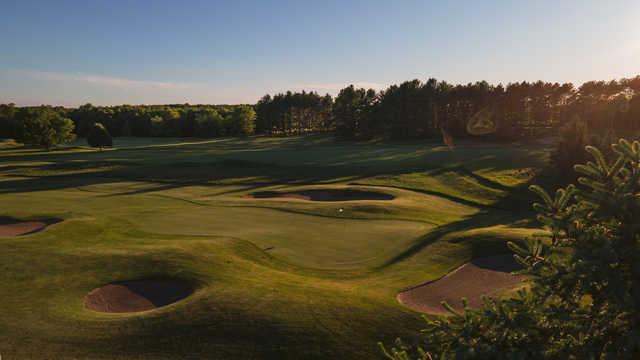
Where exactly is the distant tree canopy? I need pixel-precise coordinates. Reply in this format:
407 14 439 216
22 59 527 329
1 76 640 142
0 103 17 139
86 122 113 149
14 106 75 150
255 91 333 135
195 108 225 137
550 117 591 183
255 76 640 141
333 85 377 139
228 105 256 137
67 103 256 138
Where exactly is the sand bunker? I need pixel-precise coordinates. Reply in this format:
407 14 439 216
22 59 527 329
398 255 524 314
0 217 60 237
249 188 395 201
85 280 193 313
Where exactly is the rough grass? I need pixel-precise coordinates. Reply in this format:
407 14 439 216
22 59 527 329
0 135 549 359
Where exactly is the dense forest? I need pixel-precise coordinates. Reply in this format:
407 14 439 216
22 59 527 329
257 77 640 140
1 76 640 144
0 103 256 141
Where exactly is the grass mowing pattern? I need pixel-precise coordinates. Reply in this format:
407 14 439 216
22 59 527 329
0 136 548 359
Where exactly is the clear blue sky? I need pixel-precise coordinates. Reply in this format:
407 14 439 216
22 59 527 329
1 0 639 106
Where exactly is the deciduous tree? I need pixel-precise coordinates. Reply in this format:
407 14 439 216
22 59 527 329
15 106 75 150
86 122 113 149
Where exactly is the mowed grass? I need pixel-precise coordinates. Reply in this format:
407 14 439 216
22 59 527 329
0 136 548 359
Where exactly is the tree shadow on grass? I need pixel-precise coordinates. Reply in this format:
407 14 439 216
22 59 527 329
0 137 548 202
375 172 543 270
349 181 490 209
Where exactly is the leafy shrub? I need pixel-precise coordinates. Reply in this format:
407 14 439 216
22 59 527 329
195 110 225 137
15 106 75 150
226 105 256 136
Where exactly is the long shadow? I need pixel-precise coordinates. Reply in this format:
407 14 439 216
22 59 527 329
0 164 43 171
349 181 489 209
0 136 549 203
375 174 541 269
351 163 533 210
0 172 124 194
451 167 514 192
376 210 523 269
97 183 187 197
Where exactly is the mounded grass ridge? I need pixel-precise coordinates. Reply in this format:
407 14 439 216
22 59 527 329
0 136 548 359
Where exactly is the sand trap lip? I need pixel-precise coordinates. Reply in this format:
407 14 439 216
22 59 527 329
85 279 193 313
0 217 60 237
397 255 524 314
249 188 395 202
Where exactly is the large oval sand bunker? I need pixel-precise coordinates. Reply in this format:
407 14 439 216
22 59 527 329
85 280 193 313
0 217 60 237
398 255 524 314
249 188 395 201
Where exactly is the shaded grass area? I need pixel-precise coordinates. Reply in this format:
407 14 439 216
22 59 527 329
0 135 549 359
0 135 547 192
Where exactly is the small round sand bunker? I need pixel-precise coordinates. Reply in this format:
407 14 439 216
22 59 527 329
85 280 193 313
249 188 395 201
398 255 524 314
0 217 60 237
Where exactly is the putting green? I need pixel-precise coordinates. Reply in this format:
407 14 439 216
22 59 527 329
136 205 432 269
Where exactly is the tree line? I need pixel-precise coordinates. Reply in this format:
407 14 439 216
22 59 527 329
255 91 334 135
69 103 256 138
1 76 640 149
256 76 640 141
0 103 256 143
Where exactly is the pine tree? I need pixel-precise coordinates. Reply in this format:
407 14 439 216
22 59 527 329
381 139 640 359
550 116 589 183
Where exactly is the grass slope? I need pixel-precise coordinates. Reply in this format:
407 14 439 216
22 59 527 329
0 136 548 359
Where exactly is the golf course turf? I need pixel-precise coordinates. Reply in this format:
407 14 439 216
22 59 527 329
0 135 549 359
